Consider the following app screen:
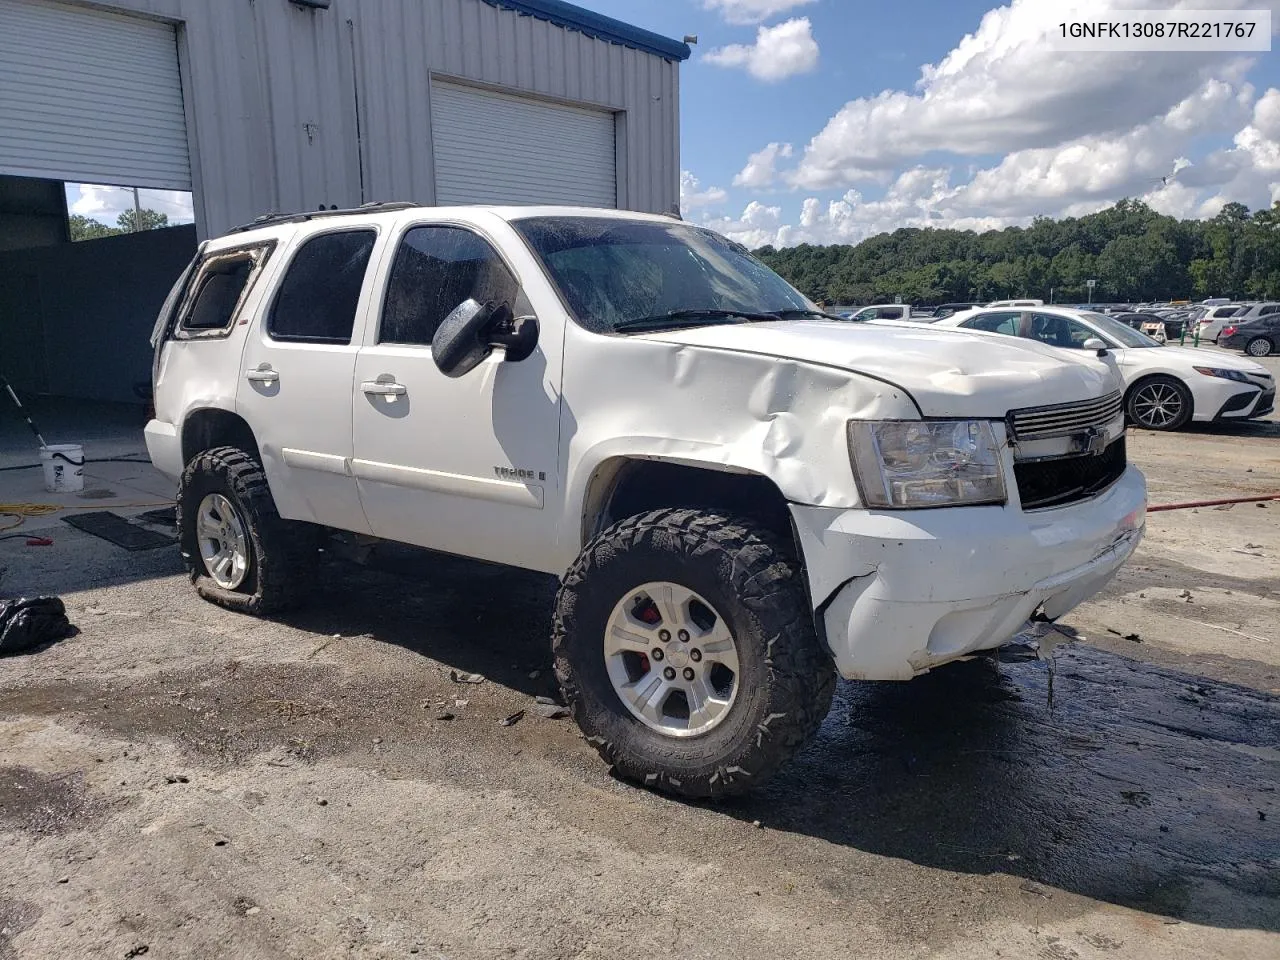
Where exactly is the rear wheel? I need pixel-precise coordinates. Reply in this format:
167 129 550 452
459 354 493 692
177 446 319 615
1126 376 1193 431
553 508 836 799
1246 337 1274 358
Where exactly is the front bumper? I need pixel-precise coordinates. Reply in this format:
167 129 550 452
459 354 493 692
791 465 1147 681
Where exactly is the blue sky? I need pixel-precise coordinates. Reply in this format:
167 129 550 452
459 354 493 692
591 0 1280 247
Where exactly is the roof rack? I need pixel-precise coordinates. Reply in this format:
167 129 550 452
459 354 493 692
227 200 420 233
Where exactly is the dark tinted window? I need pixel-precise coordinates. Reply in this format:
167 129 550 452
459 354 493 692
269 230 376 343
964 311 1019 335
381 227 518 345
181 257 254 332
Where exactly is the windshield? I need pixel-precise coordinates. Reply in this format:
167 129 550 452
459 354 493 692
1081 311 1162 347
512 216 810 334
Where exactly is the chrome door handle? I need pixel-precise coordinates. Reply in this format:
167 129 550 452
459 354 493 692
360 380 407 397
245 366 279 384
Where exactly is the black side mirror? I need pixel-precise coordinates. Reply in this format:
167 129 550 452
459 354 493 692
431 299 540 378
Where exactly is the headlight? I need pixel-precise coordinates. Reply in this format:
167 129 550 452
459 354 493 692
1194 366 1251 383
848 420 1007 509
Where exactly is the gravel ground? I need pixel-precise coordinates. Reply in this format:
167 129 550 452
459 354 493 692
0 362 1276 960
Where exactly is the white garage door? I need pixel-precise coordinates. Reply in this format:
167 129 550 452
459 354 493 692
432 83 616 208
0 0 190 190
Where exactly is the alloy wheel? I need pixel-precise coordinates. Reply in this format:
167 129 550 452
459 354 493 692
1131 381 1185 429
603 582 740 738
196 493 250 590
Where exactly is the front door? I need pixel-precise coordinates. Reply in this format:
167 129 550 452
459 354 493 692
351 220 563 572
237 227 382 533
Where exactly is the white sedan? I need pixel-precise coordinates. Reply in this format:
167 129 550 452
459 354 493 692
932 306 1275 431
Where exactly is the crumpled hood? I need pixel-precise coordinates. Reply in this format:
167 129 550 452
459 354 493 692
642 321 1120 418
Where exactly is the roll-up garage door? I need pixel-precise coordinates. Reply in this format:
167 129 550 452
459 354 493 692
0 0 191 190
431 82 616 208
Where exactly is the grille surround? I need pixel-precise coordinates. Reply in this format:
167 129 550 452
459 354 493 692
1009 391 1124 442
1014 437 1127 510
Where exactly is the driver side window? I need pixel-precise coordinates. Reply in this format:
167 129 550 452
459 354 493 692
380 226 519 346
963 311 1019 335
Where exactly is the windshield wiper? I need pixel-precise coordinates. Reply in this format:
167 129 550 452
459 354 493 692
770 308 851 322
614 309 780 333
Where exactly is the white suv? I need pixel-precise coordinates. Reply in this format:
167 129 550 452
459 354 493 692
147 204 1147 798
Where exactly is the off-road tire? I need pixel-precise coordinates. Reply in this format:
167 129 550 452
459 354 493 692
553 508 836 799
177 446 319 615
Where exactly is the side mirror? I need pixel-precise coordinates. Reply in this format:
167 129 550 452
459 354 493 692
431 299 540 378
1083 337 1108 357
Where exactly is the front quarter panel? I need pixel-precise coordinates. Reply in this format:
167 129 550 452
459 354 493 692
556 328 920 565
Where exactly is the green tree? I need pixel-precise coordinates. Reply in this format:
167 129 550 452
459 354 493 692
68 214 123 242
117 208 170 232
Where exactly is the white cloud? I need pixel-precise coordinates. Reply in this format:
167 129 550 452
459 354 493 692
702 0 816 25
939 78 1256 219
733 142 793 188
789 0 1272 189
679 170 728 213
704 18 819 83
699 200 789 249
69 184 195 226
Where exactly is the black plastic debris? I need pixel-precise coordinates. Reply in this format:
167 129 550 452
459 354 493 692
0 596 75 656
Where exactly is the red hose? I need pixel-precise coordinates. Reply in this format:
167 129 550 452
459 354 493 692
1148 493 1280 513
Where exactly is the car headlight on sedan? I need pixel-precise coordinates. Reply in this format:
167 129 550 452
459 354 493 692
1193 366 1252 383
848 420 1007 509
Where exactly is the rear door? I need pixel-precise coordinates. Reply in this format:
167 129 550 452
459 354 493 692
350 216 564 571
237 225 384 533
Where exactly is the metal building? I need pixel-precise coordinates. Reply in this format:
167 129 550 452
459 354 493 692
0 0 688 405
0 0 689 237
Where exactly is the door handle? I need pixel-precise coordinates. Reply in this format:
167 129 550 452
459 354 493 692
246 365 279 384
361 379 407 397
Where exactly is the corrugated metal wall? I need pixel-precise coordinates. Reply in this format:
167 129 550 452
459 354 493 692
62 0 680 237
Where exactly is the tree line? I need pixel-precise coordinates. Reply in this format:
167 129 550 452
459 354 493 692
69 208 171 241
753 198 1280 306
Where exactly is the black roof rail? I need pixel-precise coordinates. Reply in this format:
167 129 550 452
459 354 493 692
228 200 421 234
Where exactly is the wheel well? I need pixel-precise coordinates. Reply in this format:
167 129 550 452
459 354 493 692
585 459 795 548
182 409 261 467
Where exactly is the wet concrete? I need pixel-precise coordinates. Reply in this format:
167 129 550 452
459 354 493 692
730 649 1279 931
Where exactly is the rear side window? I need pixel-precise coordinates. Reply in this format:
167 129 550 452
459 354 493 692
183 260 253 331
380 226 518 346
174 245 273 339
269 230 376 343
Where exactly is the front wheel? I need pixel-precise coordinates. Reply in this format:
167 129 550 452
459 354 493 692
1126 375 1193 431
553 508 836 799
1246 337 1274 358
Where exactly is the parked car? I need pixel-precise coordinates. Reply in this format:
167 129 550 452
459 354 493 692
148 204 1147 798
986 299 1045 308
929 302 985 320
844 303 912 321
1197 304 1245 342
1219 311 1280 357
934 306 1274 430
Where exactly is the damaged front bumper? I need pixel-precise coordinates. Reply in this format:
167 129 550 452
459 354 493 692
791 465 1147 681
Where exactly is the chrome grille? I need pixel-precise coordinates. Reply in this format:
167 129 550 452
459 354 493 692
1009 391 1124 441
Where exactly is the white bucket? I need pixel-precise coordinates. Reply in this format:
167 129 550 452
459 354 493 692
40 444 85 494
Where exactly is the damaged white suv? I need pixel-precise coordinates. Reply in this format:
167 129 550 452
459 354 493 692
148 204 1147 798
